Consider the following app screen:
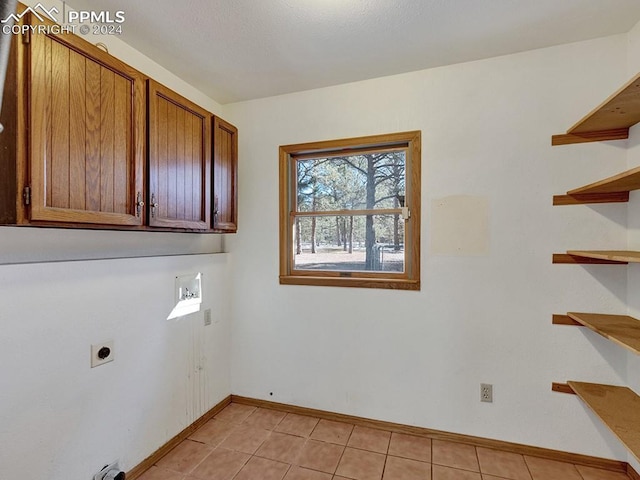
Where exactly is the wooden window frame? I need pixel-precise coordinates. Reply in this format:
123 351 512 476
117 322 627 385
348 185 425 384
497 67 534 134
279 131 421 290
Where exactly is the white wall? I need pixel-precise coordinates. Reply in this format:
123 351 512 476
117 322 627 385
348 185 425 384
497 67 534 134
0 4 233 480
225 34 634 459
5 1 639 473
0 253 232 480
626 18 640 473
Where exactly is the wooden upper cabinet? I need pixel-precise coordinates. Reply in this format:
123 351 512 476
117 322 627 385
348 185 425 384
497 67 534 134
213 116 238 233
148 80 211 230
28 15 146 226
0 10 232 233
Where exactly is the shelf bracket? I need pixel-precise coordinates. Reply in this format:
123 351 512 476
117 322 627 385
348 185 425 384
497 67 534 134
552 254 628 265
552 314 580 326
551 128 629 146
552 383 576 394
552 192 629 206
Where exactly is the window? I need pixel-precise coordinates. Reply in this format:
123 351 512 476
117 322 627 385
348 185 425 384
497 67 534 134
279 131 421 290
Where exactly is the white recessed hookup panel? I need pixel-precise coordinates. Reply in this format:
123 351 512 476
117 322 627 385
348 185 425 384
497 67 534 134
167 272 203 320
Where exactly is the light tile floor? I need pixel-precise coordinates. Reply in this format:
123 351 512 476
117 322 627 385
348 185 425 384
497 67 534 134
139 403 632 480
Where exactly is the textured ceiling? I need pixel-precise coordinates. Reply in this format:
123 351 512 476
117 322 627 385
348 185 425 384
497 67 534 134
65 0 640 104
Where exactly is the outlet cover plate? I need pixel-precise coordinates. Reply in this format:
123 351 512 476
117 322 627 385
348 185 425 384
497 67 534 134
91 341 114 368
481 383 493 403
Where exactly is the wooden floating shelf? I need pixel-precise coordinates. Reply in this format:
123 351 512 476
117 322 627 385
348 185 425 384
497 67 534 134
569 166 640 195
567 250 640 263
553 165 640 205
552 253 628 264
552 312 640 355
553 382 640 463
552 71 640 146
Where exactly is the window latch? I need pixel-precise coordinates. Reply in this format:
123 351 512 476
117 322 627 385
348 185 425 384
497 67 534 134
402 207 410 220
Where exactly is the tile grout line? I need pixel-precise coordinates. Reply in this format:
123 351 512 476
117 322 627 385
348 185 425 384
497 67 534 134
333 422 356 477
522 452 534 480
214 405 257 480
474 444 482 477
569 460 584 480
380 454 389 480
380 429 391 480
430 441 482 474
224 445 252 480
185 439 215 478
430 436 434 480
229 414 271 480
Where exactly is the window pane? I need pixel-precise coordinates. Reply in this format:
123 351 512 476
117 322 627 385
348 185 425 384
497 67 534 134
293 215 405 272
296 151 406 212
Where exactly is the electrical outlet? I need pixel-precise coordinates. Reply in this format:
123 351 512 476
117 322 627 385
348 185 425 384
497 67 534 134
481 383 493 403
91 341 114 368
204 309 212 326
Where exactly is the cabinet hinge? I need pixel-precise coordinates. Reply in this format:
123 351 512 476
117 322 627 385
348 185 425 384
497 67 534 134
23 186 31 205
22 29 30 45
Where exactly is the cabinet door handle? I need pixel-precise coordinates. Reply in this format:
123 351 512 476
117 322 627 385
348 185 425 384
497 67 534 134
150 193 159 218
135 192 145 217
213 195 219 223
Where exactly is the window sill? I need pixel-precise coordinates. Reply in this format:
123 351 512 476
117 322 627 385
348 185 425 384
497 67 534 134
279 275 420 291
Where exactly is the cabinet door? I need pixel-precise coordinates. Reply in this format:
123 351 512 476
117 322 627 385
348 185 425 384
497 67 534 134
213 116 238 232
148 80 211 230
29 16 146 226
